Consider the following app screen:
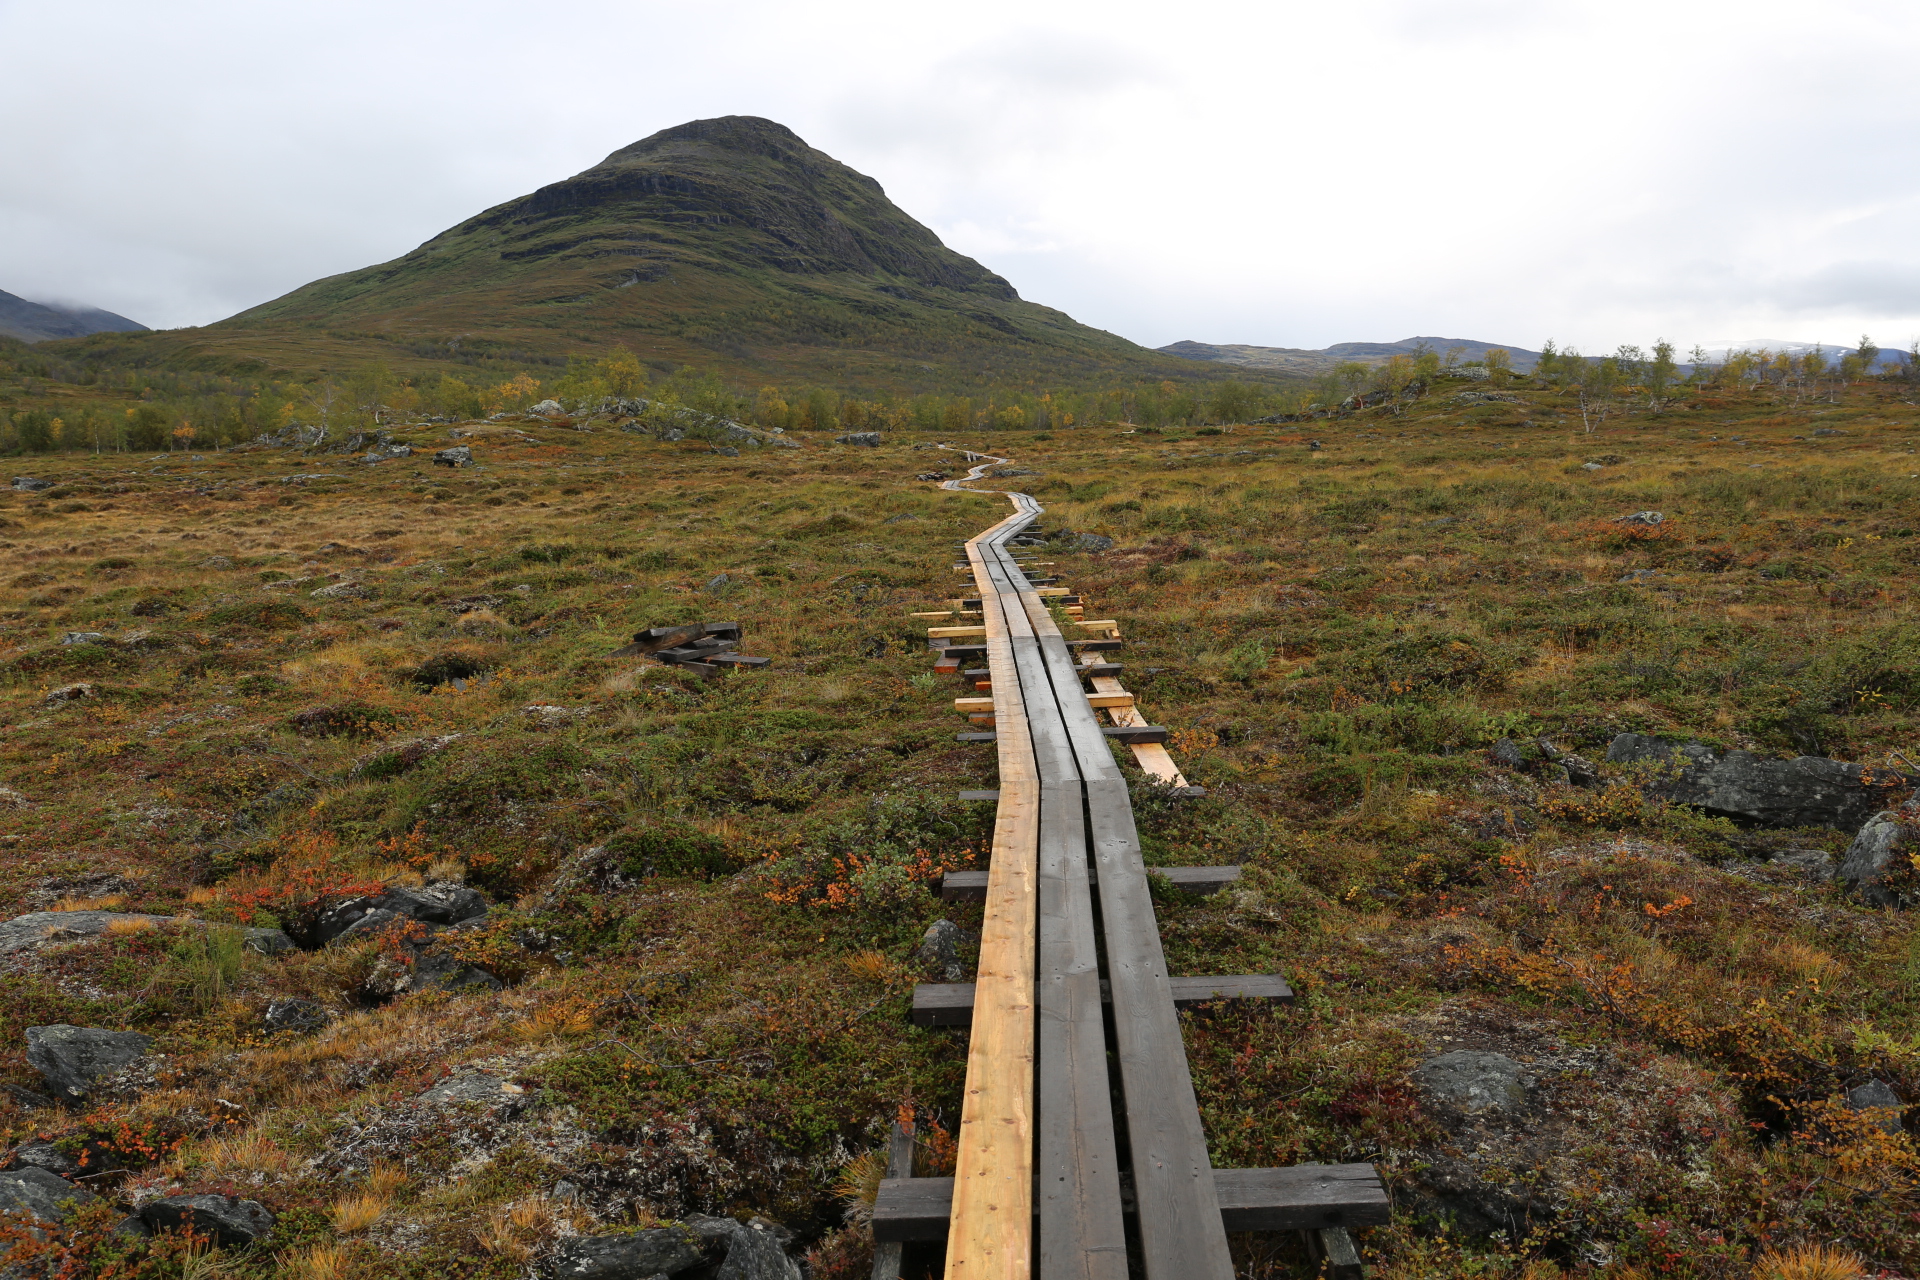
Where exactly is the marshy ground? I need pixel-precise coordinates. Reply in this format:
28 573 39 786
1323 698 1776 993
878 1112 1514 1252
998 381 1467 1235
2 375 1918 1278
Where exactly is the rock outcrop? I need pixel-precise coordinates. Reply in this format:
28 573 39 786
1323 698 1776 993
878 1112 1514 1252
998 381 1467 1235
1605 733 1909 830
26 1025 153 1102
1836 798 1920 906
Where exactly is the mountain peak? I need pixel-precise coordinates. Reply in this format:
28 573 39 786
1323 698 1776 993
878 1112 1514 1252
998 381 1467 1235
604 115 819 167
163 116 1204 388
0 289 147 344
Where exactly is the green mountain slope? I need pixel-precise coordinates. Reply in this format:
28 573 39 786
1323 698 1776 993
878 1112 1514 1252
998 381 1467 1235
56 117 1231 392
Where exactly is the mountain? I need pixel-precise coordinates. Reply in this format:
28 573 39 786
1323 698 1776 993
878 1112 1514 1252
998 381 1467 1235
50 116 1231 391
1162 336 1545 373
0 289 147 343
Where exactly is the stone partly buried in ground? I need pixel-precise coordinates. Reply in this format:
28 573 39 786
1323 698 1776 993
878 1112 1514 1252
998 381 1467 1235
546 1216 800 1280
263 997 332 1036
1605 732 1910 830
0 909 294 957
1837 796 1920 906
138 1194 277 1246
310 882 489 946
0 1166 96 1231
915 919 968 983
546 1224 706 1278
26 1025 153 1102
1392 1005 1744 1246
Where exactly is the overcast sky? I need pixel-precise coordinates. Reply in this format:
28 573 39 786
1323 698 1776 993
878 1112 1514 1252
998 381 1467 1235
5 0 1919 355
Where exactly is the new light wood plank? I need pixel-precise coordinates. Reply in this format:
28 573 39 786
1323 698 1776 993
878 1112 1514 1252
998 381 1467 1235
945 514 1040 1280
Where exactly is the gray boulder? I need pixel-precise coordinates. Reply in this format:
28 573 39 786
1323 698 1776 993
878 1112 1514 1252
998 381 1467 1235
1607 733 1906 830
61 632 106 646
11 477 52 492
0 910 291 957
433 445 473 468
263 998 331 1036
140 1194 276 1246
313 884 488 945
1070 533 1115 553
688 1216 801 1280
411 947 505 993
834 432 881 447
0 1166 96 1227
5 1140 80 1178
1411 1050 1528 1115
1614 510 1664 526
26 1025 153 1102
1488 738 1524 770
1837 799 1919 906
547 1226 706 1278
916 919 967 983
327 907 403 946
1846 1080 1906 1134
418 1072 527 1117
529 399 564 416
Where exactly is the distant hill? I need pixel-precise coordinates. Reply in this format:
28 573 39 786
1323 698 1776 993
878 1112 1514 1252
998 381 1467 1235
49 116 1239 392
0 289 147 343
1162 336 1545 374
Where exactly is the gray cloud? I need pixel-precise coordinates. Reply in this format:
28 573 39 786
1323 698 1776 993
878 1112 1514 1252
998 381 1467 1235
5 0 1920 353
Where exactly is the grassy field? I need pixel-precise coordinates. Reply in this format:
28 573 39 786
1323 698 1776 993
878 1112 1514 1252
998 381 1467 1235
2 372 1918 1278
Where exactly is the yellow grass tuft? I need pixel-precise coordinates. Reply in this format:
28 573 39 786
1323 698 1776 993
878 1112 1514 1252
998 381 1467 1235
1751 1243 1868 1280
425 857 466 884
329 1192 391 1235
512 999 596 1042
476 1196 570 1261
193 1127 293 1177
104 916 155 935
276 1243 349 1280
55 893 128 912
844 950 895 983
366 1160 409 1198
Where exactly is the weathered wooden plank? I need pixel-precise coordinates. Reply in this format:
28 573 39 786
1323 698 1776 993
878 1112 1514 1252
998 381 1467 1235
1083 776 1233 1280
872 1123 919 1280
1305 1226 1366 1280
874 1165 1388 1242
941 865 1240 901
914 973 1292 1026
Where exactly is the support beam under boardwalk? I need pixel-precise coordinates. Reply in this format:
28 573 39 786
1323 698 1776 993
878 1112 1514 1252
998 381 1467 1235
874 1165 1390 1242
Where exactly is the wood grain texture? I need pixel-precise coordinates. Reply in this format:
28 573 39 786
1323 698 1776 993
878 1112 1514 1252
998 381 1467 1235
944 511 1041 1280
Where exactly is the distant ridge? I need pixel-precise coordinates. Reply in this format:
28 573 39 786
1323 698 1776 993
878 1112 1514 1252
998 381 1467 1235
1162 336 1544 374
0 289 147 343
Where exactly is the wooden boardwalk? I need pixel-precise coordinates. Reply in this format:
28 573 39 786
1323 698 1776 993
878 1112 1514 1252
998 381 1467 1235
877 449 1387 1280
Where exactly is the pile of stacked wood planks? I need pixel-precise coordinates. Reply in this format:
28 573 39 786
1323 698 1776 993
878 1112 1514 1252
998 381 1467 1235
609 621 771 676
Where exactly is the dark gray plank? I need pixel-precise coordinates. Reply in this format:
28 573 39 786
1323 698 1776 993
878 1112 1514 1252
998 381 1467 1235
872 1164 1387 1242
1084 775 1235 1280
912 974 1291 1026
1034 780 1127 1280
941 865 1242 901
1215 1166 1391 1231
871 1123 917 1280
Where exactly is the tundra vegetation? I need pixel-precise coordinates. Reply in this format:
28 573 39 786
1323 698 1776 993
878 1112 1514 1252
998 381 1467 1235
0 350 1916 1279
